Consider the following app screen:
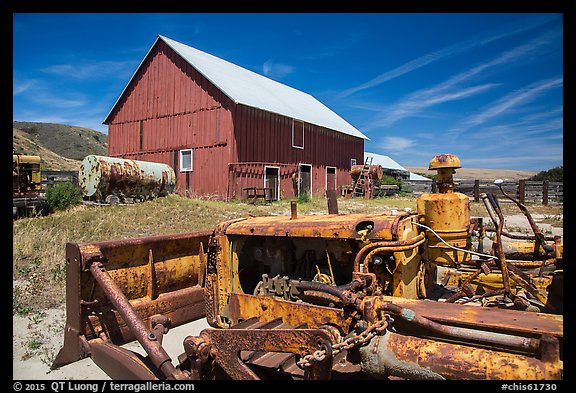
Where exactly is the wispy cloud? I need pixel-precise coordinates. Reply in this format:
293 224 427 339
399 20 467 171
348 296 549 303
462 152 563 168
30 92 87 108
469 116 563 140
42 60 134 80
379 136 416 152
359 27 561 132
13 80 36 95
13 77 87 108
364 83 498 131
337 14 560 99
519 105 563 123
449 77 563 135
262 60 295 80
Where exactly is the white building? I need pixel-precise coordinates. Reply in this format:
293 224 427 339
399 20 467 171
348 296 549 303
364 152 431 182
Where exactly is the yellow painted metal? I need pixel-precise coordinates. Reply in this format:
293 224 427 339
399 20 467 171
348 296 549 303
229 292 348 329
417 154 472 266
104 255 200 300
385 331 562 380
417 192 471 265
391 215 424 299
428 153 461 171
223 212 398 240
505 240 547 255
13 154 41 165
441 269 552 294
13 154 42 196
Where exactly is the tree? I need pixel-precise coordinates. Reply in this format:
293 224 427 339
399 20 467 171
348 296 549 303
528 166 563 182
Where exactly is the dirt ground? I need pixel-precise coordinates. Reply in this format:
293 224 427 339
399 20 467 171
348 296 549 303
12 214 562 381
13 308 211 380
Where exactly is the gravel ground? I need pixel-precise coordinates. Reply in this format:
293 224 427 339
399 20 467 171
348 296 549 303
13 306 211 380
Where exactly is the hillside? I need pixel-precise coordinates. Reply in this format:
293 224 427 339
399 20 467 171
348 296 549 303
12 121 108 171
406 166 538 181
13 128 82 171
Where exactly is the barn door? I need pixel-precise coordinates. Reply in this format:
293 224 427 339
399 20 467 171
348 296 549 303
264 166 280 201
299 164 312 198
326 166 336 192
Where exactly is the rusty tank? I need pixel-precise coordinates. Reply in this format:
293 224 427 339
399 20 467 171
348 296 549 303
52 154 563 380
78 155 176 201
350 164 383 182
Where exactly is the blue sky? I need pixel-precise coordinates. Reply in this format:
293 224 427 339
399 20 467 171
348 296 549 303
13 13 563 171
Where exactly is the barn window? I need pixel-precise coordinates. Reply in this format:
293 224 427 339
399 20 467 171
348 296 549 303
179 149 193 172
350 158 357 169
292 119 304 149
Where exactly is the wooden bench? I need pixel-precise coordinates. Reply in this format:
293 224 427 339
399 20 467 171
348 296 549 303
244 187 272 204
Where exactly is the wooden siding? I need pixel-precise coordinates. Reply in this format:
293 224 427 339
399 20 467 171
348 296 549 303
231 104 363 198
106 40 235 197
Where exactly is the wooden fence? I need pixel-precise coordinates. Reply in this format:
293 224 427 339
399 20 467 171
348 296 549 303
451 179 562 205
401 179 562 205
41 170 78 189
403 181 433 194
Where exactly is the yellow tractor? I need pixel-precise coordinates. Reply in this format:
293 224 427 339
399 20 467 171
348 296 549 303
13 153 46 217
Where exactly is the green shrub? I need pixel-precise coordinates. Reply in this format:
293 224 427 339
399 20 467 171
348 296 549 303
45 182 82 212
380 175 404 193
380 175 402 186
297 193 311 204
528 166 563 182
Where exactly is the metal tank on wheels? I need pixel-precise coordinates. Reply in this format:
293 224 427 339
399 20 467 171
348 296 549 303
78 155 176 202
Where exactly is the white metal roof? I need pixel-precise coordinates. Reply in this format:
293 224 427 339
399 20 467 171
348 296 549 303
105 35 368 140
364 152 409 172
409 172 432 181
365 152 431 181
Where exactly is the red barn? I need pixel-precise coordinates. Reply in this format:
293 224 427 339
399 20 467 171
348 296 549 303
104 35 368 201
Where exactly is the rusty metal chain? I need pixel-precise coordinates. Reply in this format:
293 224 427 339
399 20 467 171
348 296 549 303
297 315 391 369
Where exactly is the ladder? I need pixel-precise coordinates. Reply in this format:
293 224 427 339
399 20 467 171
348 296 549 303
353 156 373 197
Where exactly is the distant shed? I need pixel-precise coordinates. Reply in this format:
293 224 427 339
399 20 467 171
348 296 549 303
364 152 410 180
364 151 432 182
104 35 368 201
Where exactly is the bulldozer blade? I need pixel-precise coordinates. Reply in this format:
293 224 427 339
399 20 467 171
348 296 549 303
90 341 160 380
52 231 212 370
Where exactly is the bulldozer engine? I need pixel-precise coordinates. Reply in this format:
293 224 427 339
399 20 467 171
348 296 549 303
13 153 42 197
52 154 563 381
13 153 47 217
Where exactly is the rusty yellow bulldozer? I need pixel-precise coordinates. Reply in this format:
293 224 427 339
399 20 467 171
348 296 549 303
52 154 562 380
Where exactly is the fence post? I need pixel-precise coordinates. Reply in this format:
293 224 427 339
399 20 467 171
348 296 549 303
326 189 339 214
473 180 480 202
542 180 549 206
518 179 525 204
